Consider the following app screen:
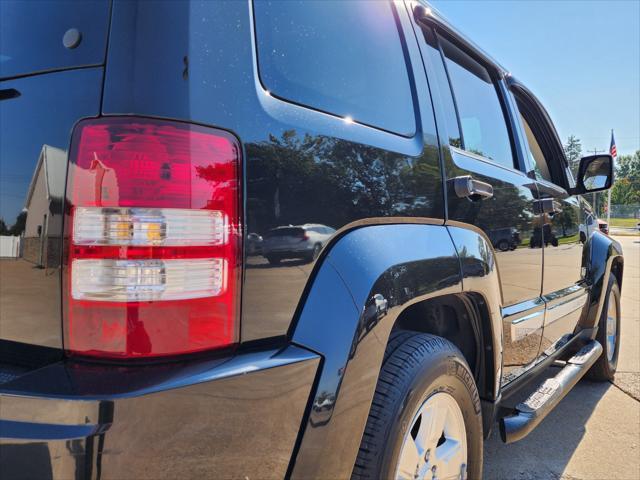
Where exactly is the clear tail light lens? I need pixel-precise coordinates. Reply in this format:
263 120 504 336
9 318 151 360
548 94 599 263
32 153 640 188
71 258 226 302
73 207 228 246
64 117 241 359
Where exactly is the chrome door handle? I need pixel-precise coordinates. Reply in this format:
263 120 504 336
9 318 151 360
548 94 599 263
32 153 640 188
451 176 494 200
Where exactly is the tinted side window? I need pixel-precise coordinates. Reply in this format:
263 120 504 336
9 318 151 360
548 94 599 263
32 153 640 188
440 37 514 168
421 28 462 147
518 113 553 182
253 0 415 136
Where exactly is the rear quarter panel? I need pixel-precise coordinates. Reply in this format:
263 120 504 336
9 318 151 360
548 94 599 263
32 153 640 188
101 0 445 342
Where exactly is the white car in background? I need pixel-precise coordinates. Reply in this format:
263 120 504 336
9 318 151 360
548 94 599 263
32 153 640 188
580 213 608 241
262 224 335 264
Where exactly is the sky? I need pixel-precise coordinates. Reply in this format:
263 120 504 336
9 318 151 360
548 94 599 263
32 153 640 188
430 0 640 157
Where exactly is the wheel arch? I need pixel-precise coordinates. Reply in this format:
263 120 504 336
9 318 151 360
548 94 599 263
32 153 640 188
578 231 624 333
392 291 497 403
289 220 504 479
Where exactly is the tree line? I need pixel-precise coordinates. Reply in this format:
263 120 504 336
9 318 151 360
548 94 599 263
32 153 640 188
0 211 26 237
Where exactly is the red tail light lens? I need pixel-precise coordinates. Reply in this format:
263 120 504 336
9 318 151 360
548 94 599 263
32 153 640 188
64 117 241 359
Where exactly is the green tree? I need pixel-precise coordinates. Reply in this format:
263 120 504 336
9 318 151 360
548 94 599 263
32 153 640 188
611 178 640 205
616 150 640 179
564 135 582 177
610 150 640 206
557 207 578 237
8 211 27 236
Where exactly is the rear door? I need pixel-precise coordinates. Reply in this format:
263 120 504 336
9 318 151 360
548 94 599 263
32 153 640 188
509 83 589 353
414 26 545 381
0 1 109 350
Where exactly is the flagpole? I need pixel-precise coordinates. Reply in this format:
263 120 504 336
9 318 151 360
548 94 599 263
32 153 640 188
607 129 613 230
607 178 612 229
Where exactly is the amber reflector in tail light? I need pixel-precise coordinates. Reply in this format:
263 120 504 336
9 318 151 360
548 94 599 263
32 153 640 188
63 117 241 359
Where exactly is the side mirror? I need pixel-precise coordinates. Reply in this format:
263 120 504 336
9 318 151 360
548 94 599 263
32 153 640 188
572 154 614 194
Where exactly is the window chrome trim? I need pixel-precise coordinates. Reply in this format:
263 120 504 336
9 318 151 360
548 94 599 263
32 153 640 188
450 145 530 178
412 1 508 78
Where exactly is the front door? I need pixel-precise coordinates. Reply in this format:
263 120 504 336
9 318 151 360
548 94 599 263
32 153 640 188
510 86 588 354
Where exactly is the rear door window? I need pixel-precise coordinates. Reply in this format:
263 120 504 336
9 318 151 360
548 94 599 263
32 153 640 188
518 113 553 182
253 0 416 136
0 0 110 79
439 36 515 169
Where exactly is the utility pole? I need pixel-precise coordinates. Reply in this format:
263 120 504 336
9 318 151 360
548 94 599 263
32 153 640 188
587 148 605 214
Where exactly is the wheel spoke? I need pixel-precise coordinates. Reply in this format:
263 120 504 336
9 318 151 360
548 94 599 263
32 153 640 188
416 402 447 450
437 438 462 463
436 439 464 477
396 437 421 480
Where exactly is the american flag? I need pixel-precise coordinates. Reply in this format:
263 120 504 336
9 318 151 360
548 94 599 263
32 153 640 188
610 130 617 158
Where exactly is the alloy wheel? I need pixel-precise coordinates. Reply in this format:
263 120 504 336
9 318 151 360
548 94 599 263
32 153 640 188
395 392 467 480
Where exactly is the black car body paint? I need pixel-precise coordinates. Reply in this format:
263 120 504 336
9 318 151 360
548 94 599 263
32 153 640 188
0 1 623 479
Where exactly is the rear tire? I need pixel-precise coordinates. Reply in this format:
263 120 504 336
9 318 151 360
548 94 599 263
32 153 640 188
266 255 281 265
352 332 483 480
306 243 322 262
586 274 621 381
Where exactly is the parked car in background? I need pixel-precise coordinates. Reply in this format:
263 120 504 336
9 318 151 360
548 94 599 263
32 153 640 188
261 224 335 264
579 212 609 240
0 2 623 479
488 227 520 251
580 212 597 242
597 218 609 235
246 232 263 255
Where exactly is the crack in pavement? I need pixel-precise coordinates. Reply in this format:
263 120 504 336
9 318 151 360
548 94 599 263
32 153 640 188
610 371 640 402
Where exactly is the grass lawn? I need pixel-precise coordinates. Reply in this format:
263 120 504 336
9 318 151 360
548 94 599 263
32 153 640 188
609 217 639 228
558 233 580 245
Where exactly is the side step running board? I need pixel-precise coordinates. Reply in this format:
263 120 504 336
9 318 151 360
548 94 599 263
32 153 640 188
500 340 603 444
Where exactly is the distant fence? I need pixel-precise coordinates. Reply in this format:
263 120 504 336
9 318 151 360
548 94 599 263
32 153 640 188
610 204 640 219
0 236 20 258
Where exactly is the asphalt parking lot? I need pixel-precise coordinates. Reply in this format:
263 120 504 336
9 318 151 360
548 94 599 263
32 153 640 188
484 235 640 480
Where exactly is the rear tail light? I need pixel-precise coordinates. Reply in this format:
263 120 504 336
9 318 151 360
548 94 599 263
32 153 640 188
63 117 241 359
73 207 228 246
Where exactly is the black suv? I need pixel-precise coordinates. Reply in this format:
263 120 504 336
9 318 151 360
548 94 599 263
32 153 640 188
0 2 623 479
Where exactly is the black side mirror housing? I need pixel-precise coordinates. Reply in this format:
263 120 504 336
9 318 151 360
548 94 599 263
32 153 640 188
571 154 614 195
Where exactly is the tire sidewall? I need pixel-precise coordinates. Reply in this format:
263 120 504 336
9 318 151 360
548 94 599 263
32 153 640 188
379 346 483 479
601 277 621 374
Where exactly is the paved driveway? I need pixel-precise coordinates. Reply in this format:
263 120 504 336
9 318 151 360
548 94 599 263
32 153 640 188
484 235 640 480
